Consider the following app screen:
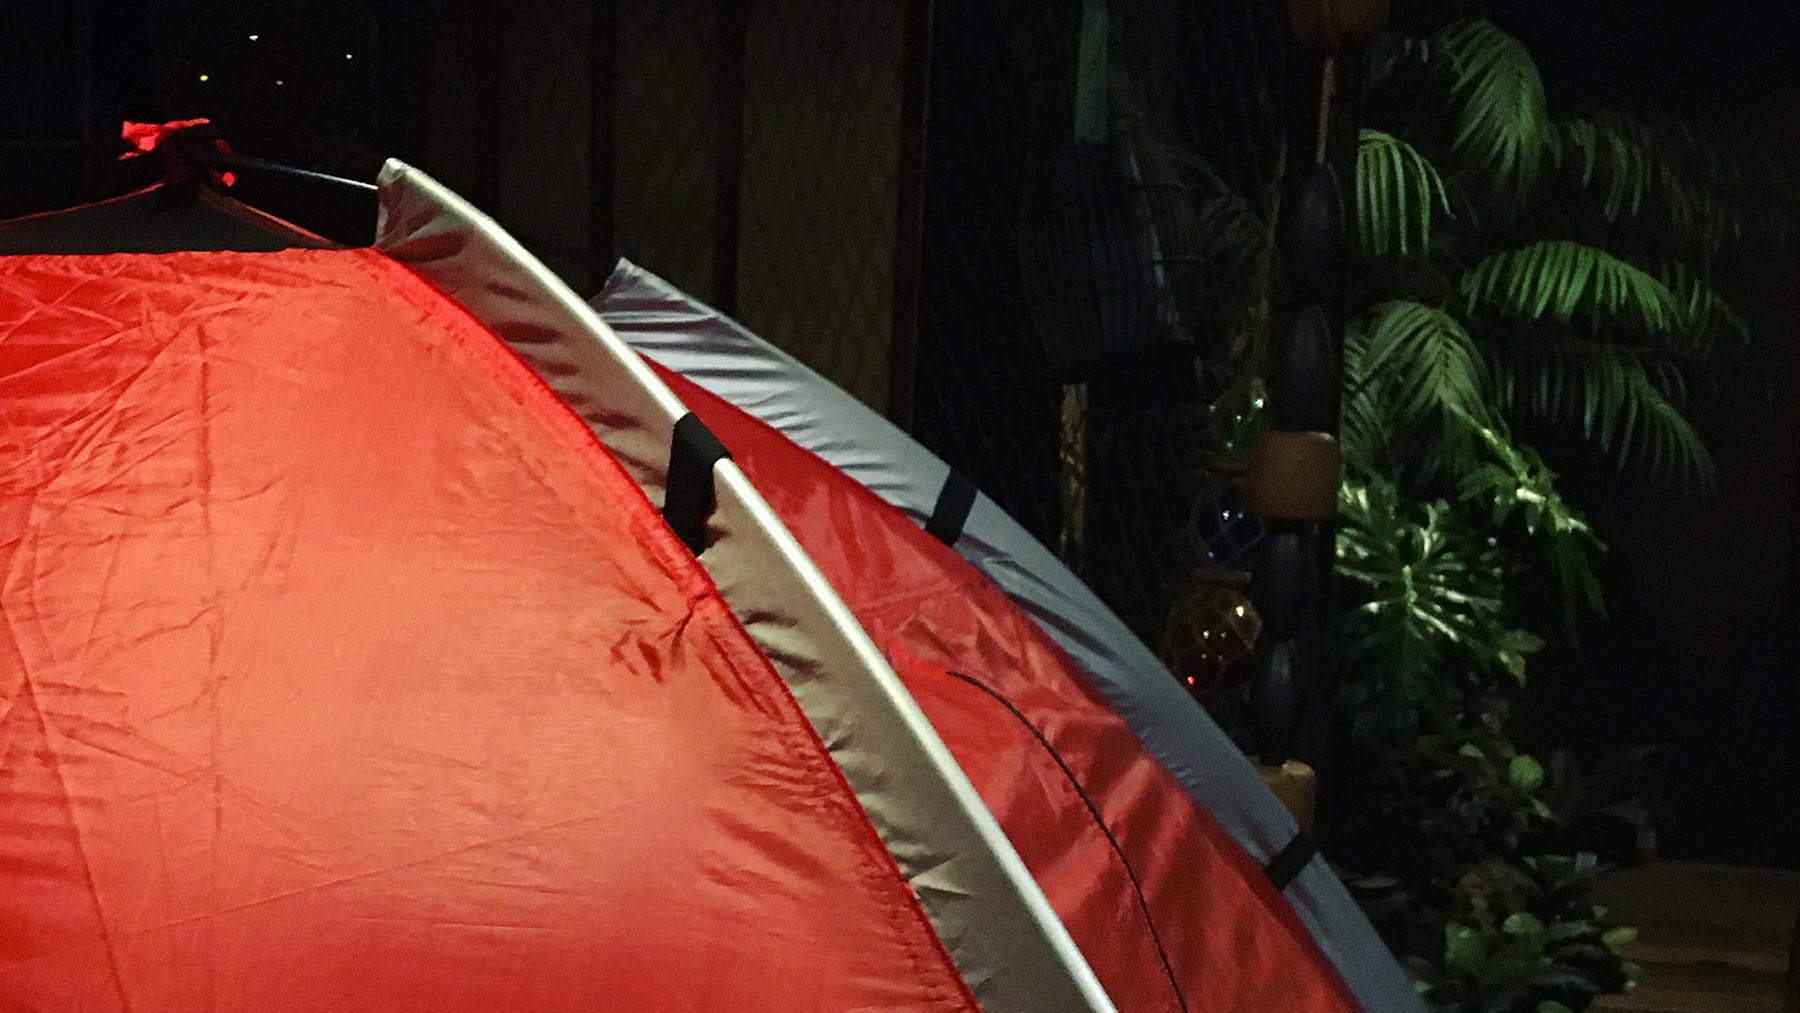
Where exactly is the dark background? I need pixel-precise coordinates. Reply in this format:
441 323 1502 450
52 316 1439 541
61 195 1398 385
1485 0 1800 868
4 0 1798 866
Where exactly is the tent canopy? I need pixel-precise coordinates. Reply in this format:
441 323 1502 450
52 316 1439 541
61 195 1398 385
0 164 1108 1011
2 164 1417 1011
598 259 1425 1013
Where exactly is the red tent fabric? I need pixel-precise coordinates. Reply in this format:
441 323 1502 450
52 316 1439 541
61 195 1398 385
652 365 1360 1012
0 248 975 1009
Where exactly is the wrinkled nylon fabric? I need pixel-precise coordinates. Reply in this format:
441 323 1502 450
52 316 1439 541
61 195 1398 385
375 162 1113 1012
654 365 1361 1013
595 259 1424 1013
0 249 976 1011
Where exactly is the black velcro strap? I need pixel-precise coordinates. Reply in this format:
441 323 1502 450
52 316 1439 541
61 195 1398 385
664 413 731 555
1264 831 1317 890
926 470 978 545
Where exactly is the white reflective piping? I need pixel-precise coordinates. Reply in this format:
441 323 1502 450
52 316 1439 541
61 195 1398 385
595 258 1424 1013
372 163 1112 1012
714 460 1112 1010
372 163 687 505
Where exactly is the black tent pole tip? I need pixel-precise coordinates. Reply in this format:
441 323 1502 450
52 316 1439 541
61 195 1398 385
191 153 378 195
0 138 379 196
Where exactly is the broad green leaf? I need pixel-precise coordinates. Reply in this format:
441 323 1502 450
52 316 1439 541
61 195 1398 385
1446 922 1488 974
1509 754 1546 792
1602 926 1639 952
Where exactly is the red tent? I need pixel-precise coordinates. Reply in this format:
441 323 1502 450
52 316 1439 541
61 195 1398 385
650 363 1357 1011
2 158 1417 1011
0 165 1109 1011
598 262 1425 1013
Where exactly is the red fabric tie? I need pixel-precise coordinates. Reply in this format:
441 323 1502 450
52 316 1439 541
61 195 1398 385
118 118 237 186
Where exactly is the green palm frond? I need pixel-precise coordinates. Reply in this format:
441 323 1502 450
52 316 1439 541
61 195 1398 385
1491 342 1714 487
1550 111 1784 258
1154 134 1279 357
1340 323 1421 477
1656 259 1751 361
1432 19 1551 202
1552 114 1665 223
1340 326 1387 472
1461 241 1684 336
1353 300 1493 428
1364 29 1433 92
1358 129 1453 257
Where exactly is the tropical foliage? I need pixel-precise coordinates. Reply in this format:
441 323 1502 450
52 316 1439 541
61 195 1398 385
1325 11 1780 1011
1094 5 1774 1005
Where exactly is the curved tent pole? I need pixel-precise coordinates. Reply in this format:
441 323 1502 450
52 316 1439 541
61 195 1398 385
0 138 377 196
190 153 377 194
592 259 1427 1013
371 161 1115 1013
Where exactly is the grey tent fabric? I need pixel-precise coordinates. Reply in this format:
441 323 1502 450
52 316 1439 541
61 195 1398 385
595 258 1425 1013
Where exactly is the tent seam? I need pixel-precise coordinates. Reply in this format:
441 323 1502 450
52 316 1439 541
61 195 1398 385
944 669 1189 1013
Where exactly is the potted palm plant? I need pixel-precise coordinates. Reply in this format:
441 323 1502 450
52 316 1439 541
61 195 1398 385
1332 12 1787 1008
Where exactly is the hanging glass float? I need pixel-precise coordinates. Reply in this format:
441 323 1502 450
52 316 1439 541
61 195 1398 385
1161 584 1261 702
1205 375 1269 461
1185 472 1267 572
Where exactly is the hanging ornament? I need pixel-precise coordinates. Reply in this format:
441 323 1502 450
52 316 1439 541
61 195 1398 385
1244 430 1341 521
1278 163 1348 305
1250 529 1312 642
1162 584 1261 702
1185 474 1267 572
1250 639 1304 764
1286 0 1391 56
1268 305 1340 432
1205 375 1270 464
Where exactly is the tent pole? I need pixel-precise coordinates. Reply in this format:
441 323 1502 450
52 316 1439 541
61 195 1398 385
191 154 377 194
0 141 377 197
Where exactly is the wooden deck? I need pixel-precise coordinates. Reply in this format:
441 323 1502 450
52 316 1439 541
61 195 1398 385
1593 861 1800 1012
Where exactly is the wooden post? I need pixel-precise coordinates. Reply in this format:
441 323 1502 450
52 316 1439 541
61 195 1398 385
1247 6 1379 841
886 0 934 432
714 0 749 317
588 1 618 282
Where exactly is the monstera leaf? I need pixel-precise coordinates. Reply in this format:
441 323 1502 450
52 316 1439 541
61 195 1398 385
1337 478 1516 736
